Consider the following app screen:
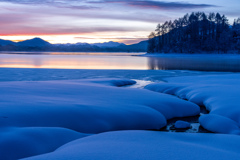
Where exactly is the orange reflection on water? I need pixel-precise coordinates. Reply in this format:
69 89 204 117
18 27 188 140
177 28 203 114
0 53 148 70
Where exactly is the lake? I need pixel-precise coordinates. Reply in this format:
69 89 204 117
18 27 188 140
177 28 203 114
1 52 240 72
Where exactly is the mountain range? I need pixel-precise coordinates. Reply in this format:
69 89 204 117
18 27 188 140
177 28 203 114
0 38 147 52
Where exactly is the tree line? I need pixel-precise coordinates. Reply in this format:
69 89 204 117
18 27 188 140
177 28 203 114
148 12 240 53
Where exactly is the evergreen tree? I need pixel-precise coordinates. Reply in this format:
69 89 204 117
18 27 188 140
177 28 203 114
147 32 156 53
148 12 239 54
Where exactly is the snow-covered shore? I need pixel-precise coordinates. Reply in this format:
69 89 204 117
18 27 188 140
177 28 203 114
0 68 240 159
145 74 240 134
23 131 240 160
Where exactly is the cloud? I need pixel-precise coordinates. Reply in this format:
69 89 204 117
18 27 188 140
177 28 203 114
0 0 216 10
0 23 142 36
75 36 148 44
0 0 95 9
0 0 218 44
89 0 217 10
75 37 146 39
128 1 216 9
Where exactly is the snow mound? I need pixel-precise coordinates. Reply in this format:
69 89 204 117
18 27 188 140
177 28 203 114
0 78 200 159
145 74 240 134
199 114 240 134
175 120 191 129
0 127 88 160
23 131 240 160
81 78 137 87
0 78 199 134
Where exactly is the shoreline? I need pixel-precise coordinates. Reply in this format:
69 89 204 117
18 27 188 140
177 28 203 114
138 52 240 57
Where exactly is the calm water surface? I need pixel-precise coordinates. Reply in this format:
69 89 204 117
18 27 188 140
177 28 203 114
0 52 147 70
1 52 240 71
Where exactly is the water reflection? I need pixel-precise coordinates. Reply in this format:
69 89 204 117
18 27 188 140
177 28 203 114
0 53 148 70
1 52 240 72
148 55 240 72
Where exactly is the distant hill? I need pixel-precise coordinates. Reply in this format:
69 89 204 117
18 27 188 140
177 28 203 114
93 41 125 48
17 37 51 47
121 40 148 52
0 39 16 46
0 37 147 52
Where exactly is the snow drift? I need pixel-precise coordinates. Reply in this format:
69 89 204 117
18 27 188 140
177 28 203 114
23 130 240 160
0 78 199 159
145 74 240 134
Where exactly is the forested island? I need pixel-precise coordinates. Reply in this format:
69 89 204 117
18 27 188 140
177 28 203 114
148 12 240 54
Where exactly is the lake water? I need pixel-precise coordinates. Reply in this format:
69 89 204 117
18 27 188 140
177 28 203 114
1 52 240 72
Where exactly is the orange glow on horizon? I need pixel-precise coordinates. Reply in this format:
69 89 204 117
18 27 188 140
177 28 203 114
0 31 148 44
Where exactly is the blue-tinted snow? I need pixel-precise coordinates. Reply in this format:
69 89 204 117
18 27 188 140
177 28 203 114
0 79 199 132
0 78 199 159
0 68 239 159
23 131 240 160
0 127 89 160
174 120 191 129
145 74 240 134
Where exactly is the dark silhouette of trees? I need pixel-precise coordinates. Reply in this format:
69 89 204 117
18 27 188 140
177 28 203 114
232 18 240 53
147 32 156 53
148 12 240 54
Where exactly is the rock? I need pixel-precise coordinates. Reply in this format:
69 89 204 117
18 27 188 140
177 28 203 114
175 120 191 129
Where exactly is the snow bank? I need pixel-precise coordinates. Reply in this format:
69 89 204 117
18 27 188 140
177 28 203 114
0 127 88 160
199 114 240 134
145 74 240 134
0 78 199 133
83 78 136 86
0 78 199 159
23 130 240 160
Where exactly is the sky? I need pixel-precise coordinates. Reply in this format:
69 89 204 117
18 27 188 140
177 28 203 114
0 0 239 44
